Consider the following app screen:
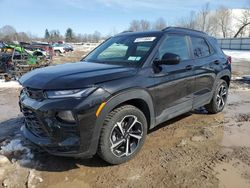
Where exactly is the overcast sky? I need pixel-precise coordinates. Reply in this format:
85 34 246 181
0 0 249 37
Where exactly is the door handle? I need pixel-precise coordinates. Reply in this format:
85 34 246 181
186 65 193 71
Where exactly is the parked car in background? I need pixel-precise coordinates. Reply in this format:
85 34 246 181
19 27 231 164
52 44 66 55
62 44 74 52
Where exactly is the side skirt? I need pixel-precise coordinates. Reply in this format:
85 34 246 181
154 100 192 128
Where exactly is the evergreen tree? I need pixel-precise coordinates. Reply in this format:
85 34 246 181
65 28 74 42
44 29 50 40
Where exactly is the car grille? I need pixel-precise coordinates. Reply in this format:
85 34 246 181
23 88 45 100
21 106 47 138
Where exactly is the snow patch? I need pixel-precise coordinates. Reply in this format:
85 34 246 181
231 76 244 81
243 75 250 81
0 79 22 88
223 50 250 61
0 139 34 165
27 169 43 188
232 75 250 81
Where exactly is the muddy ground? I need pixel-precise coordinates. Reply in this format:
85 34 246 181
0 52 250 188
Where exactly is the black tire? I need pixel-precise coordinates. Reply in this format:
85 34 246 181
205 79 228 114
98 105 147 165
54 50 61 56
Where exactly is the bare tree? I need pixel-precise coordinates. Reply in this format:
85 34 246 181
129 20 141 32
215 7 232 38
140 20 151 31
0 25 17 42
177 11 196 29
176 3 222 37
154 18 167 30
177 3 213 33
92 31 101 42
234 9 250 38
49 30 62 42
17 32 30 42
0 25 16 35
198 2 210 32
75 34 84 42
129 19 152 31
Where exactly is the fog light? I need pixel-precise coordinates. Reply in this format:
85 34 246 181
57 111 75 123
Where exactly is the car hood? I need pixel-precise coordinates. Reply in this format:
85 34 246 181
19 62 137 90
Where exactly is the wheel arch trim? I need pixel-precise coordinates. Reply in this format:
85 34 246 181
90 88 156 155
213 69 231 92
99 88 155 129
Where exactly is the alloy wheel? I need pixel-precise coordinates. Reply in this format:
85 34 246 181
110 115 143 158
216 84 227 110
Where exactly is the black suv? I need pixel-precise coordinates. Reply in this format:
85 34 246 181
19 27 231 164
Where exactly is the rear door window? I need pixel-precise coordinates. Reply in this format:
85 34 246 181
191 37 211 58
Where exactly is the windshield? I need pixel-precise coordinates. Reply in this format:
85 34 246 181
83 35 159 66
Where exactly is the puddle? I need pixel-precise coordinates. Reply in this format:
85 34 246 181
221 90 250 148
215 88 250 187
222 122 250 147
214 159 250 188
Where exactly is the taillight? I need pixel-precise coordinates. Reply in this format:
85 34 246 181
227 56 232 64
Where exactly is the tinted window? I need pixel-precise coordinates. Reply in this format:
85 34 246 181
159 35 190 61
97 42 151 60
98 43 128 59
210 37 224 56
84 35 159 66
191 37 211 58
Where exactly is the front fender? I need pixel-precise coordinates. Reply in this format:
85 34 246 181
104 89 155 126
90 88 155 155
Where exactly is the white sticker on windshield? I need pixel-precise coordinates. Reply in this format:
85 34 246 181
134 37 156 43
128 56 141 61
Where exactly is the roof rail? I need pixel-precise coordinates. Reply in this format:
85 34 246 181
119 30 133 34
162 27 207 35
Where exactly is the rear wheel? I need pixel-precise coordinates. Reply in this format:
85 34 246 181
98 105 147 164
205 79 228 114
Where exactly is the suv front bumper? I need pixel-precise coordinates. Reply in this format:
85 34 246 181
19 88 110 158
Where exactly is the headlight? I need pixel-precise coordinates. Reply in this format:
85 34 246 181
45 87 96 99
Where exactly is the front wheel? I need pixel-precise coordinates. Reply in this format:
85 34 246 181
98 105 147 164
205 79 228 114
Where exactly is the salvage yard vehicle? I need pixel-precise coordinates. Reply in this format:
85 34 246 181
52 43 66 55
0 43 51 79
28 42 54 60
19 27 231 164
62 44 74 52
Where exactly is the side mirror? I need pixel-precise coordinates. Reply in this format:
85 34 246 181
154 53 180 65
